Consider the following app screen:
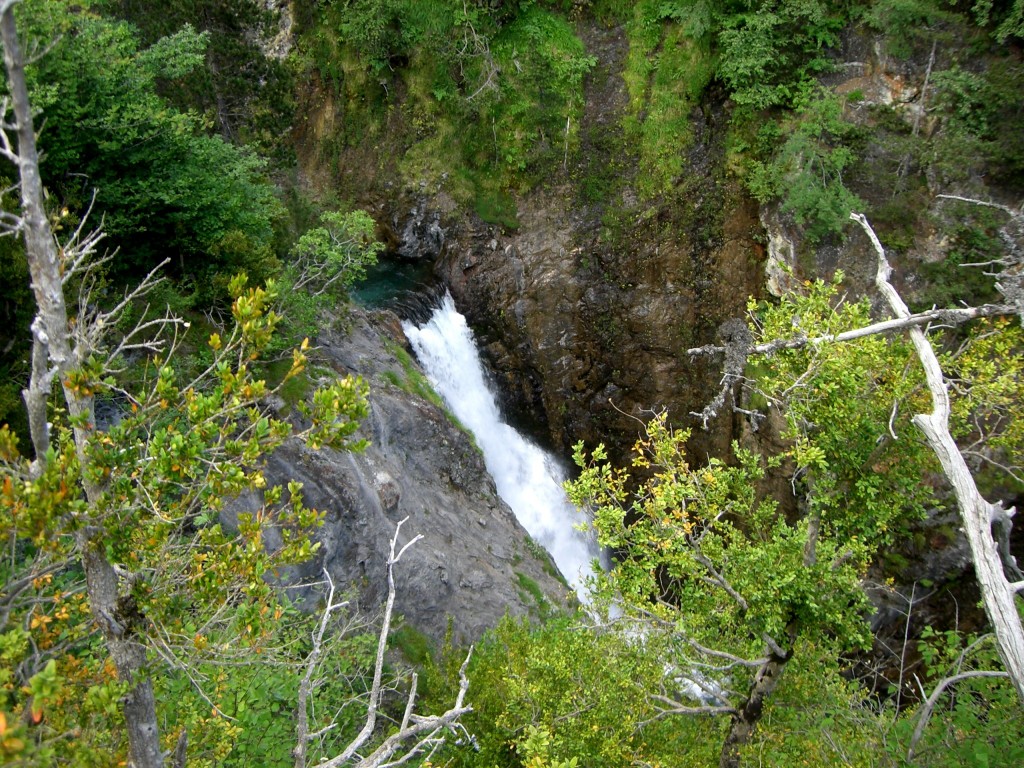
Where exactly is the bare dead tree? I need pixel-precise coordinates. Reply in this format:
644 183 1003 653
850 211 1024 702
295 518 473 768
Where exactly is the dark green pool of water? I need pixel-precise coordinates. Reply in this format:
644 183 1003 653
350 257 437 310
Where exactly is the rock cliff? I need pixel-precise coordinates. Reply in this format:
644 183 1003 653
432 22 766 463
228 308 573 644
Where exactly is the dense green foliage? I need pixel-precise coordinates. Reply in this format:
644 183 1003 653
745 91 867 241
288 0 1024 247
558 286 913 760
14 0 283 285
297 0 595 213
435 615 695 768
103 0 296 156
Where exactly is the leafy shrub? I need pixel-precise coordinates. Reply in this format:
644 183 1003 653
715 0 843 110
933 60 1024 187
748 91 865 241
865 0 958 58
434 615 702 768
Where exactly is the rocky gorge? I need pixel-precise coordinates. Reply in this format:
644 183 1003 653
280 6 1022 654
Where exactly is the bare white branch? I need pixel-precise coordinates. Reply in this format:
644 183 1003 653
851 211 1024 702
311 520 470 768
906 669 1010 760
294 570 350 768
687 304 1015 361
936 194 1021 217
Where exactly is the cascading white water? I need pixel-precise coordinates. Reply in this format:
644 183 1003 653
403 293 600 603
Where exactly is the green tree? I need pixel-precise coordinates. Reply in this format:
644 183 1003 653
564 275 955 766
11 0 283 287
434 614 702 768
651 0 845 111
746 90 865 241
0 5 370 763
563 208 1024 764
288 210 384 296
102 0 295 154
972 0 1024 41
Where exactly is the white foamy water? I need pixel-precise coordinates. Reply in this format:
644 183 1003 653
403 293 600 602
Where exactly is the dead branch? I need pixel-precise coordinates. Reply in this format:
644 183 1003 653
642 694 738 725
310 519 472 768
851 211 1024 702
687 303 1015 361
692 550 749 612
906 669 1010 761
354 649 473 768
294 570 350 768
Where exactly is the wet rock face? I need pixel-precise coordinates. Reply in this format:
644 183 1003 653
396 201 445 261
227 309 570 644
438 183 766 463
434 17 765 462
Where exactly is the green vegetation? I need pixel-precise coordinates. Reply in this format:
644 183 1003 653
432 614 700 768
18 0 283 287
3 0 1024 766
515 571 552 614
297 0 594 208
0 268 371 764
390 623 435 667
745 90 867 241
383 339 447 410
522 534 564 583
620 1 714 197
554 272 1024 766
102 0 296 158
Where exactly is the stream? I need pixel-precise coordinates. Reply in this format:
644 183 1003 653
402 292 601 603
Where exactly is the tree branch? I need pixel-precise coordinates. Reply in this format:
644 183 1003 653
353 649 473 768
687 304 1015 361
906 670 1010 761
692 551 749 612
313 519 471 768
642 693 737 724
851 211 1024 703
294 571 350 768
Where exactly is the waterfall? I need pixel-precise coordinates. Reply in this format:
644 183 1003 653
402 293 600 603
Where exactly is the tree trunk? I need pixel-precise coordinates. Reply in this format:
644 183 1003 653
719 647 793 768
2 5 167 765
80 543 164 768
852 212 1024 703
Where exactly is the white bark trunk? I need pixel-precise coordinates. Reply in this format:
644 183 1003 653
851 212 1024 703
1 5 167 764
